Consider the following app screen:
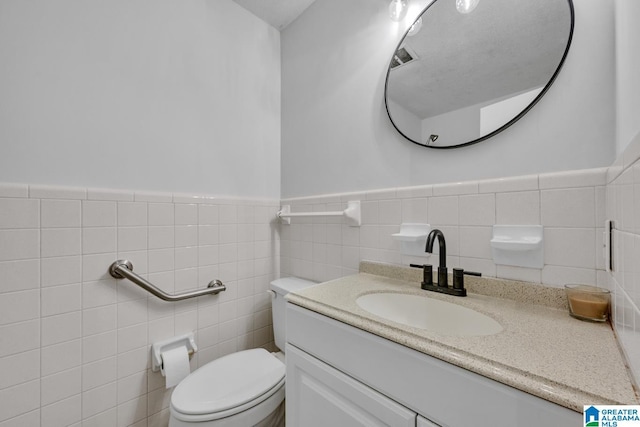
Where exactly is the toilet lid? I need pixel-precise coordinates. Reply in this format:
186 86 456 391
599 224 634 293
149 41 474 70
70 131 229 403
171 348 285 416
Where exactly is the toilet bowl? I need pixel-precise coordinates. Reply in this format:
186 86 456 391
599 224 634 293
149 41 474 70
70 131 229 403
169 277 316 427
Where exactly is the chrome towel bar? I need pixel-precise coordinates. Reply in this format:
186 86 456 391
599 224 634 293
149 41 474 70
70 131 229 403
108 260 226 301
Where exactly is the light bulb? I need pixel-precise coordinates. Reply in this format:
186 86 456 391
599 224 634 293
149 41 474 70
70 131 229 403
407 17 422 36
456 0 480 14
389 0 408 22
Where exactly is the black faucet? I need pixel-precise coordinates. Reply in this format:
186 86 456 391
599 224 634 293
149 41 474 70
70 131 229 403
425 229 448 288
409 229 481 297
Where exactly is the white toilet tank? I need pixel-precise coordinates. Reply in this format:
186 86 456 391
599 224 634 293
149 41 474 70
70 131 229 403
270 277 316 351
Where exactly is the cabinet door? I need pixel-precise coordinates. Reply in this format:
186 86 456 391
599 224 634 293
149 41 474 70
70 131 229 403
286 344 416 427
417 415 441 427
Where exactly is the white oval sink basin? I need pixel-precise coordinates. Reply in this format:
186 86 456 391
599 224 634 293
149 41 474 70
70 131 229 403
356 293 503 336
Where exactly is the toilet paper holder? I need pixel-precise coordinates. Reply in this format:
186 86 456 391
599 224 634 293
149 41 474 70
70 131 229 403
151 333 198 372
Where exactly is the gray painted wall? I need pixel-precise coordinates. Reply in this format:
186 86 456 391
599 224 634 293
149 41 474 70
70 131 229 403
281 0 615 198
0 0 281 199
615 0 640 153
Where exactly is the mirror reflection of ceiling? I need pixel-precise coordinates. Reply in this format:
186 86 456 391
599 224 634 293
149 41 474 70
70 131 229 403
389 0 570 119
231 0 317 30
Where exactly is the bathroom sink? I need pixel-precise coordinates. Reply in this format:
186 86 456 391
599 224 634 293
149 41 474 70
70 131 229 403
356 293 503 336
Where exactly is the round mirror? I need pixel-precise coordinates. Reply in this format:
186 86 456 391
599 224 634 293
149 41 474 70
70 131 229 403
385 0 574 149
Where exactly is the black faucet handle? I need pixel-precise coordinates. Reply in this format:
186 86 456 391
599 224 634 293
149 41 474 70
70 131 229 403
452 268 482 291
452 268 464 290
409 264 433 287
463 270 482 277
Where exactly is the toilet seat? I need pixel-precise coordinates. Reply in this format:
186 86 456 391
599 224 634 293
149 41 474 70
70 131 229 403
170 348 285 423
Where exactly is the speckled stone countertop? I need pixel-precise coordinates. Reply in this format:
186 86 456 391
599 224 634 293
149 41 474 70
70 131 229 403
286 264 639 412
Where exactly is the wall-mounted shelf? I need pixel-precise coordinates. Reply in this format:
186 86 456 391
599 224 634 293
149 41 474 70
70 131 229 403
490 236 542 251
490 225 543 268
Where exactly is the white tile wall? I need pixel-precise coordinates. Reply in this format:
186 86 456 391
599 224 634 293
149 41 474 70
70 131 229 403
0 184 280 426
282 160 640 389
282 168 607 286
606 131 640 387
3 156 638 423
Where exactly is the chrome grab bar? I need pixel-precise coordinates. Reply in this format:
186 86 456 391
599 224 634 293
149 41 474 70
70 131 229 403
108 259 226 301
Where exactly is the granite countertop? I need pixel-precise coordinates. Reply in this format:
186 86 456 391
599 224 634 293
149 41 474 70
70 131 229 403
286 265 639 412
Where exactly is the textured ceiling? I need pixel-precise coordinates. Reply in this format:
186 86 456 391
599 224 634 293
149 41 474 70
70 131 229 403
232 0 318 30
387 0 572 118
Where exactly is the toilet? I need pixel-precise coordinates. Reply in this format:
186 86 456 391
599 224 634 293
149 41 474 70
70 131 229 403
169 277 317 427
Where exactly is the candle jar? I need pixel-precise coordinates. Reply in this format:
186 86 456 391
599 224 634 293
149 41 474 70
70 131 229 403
565 284 610 322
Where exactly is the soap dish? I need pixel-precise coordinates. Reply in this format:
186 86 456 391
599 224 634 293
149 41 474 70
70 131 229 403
392 223 431 256
565 284 610 322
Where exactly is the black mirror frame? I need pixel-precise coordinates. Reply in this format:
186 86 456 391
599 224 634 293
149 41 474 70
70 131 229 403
384 0 575 149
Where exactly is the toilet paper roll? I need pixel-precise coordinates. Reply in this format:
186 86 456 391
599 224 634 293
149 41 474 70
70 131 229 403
161 346 191 389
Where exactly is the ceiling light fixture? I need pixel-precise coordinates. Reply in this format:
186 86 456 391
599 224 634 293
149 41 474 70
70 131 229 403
389 0 408 22
407 17 422 36
456 0 480 14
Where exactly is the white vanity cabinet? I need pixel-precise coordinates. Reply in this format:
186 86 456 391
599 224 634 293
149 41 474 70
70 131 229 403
286 304 581 427
286 344 419 426
417 416 441 427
